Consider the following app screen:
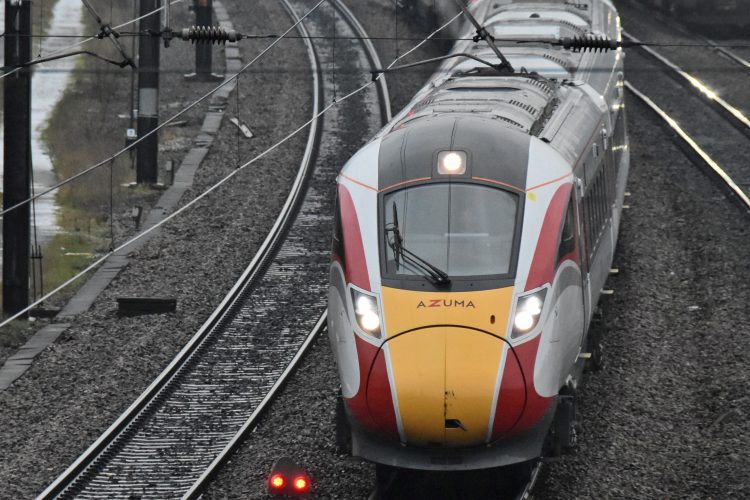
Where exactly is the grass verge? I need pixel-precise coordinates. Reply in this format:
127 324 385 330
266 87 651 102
1 0 157 323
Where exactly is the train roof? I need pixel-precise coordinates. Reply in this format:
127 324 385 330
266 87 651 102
390 76 557 135
347 0 622 191
378 114 530 192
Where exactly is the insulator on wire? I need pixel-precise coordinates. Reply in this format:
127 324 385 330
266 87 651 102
178 26 243 44
560 36 620 53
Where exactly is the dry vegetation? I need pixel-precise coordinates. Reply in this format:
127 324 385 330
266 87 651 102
1 0 157 316
36 0 159 305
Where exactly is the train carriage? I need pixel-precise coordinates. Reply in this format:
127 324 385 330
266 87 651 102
328 0 629 473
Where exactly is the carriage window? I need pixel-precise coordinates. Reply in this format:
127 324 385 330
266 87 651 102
382 183 518 277
332 194 344 259
557 199 576 264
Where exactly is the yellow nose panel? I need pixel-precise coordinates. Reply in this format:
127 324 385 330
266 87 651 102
445 329 505 445
380 287 513 447
385 327 447 445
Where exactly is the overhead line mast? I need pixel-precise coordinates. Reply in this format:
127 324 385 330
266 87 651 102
136 0 161 184
3 0 33 317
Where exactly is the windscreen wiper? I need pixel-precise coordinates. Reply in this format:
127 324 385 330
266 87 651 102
386 203 451 286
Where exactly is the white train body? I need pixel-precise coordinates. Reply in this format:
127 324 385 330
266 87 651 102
328 0 629 470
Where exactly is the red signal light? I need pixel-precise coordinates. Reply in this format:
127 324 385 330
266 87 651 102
270 474 285 490
293 476 310 492
268 457 311 496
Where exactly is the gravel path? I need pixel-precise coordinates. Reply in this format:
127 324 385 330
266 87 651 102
204 2 750 499
0 2 312 498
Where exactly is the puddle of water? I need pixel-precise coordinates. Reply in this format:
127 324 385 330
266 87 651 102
0 0 85 246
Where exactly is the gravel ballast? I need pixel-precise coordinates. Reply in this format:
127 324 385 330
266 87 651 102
205 94 750 500
617 0 750 118
2 1 748 499
0 1 314 498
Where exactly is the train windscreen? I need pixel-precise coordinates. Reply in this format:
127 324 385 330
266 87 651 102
382 183 518 278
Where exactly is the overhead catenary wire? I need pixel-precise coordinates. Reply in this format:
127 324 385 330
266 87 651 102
6 30 750 48
16 64 750 76
79 0 136 69
5 5 746 228
0 6 464 330
6 14 749 217
37 0 44 57
0 0 328 219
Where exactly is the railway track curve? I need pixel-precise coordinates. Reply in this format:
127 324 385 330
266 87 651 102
624 0 750 72
622 31 750 139
37 0 390 498
618 20 750 212
625 82 750 213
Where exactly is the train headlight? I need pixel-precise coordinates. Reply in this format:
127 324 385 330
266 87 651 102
438 151 467 175
512 289 547 338
351 289 382 338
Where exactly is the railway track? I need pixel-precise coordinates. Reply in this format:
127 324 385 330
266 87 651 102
372 11 750 498
37 1 390 498
618 30 750 211
625 82 750 212
622 31 750 139
618 0 750 138
624 0 750 72
369 460 543 500
37 2 750 498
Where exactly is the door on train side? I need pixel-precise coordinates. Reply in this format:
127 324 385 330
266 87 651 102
557 190 586 359
574 178 592 338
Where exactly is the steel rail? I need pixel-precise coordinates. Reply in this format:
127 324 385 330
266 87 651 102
180 1 392 496
625 0 750 72
36 1 325 497
331 0 392 123
700 36 750 72
368 460 543 500
38 0 394 497
626 81 750 213
514 461 543 500
182 313 327 500
622 31 750 140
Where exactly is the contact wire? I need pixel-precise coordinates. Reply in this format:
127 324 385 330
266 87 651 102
0 7 464 329
0 0 328 218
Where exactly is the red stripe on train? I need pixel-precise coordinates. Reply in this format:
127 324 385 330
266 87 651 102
338 184 371 292
345 336 399 438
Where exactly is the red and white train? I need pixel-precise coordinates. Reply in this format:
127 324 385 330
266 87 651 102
328 0 629 475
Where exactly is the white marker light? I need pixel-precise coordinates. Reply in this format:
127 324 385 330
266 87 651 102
511 289 548 339
356 296 372 313
525 296 543 315
514 310 536 332
443 153 463 171
352 290 382 337
360 310 381 332
438 151 467 175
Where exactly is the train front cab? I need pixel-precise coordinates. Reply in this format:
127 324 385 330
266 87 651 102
327 127 615 470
